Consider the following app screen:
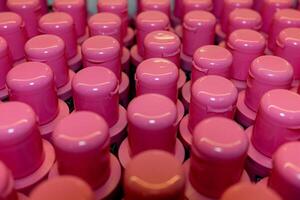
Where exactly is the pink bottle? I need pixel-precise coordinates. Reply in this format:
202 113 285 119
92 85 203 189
236 55 293 128
181 11 216 73
184 117 250 199
38 12 82 71
81 35 129 107
49 111 121 200
228 8 262 35
53 0 88 44
261 0 292 33
0 12 27 64
124 150 186 200
182 45 232 111
72 67 127 147
130 11 169 67
221 183 282 200
0 102 55 192
88 12 130 76
144 31 186 91
0 161 27 199
118 94 185 168
6 62 70 140
245 89 300 180
140 0 171 17
172 0 183 26
0 0 7 11
227 29 266 91
0 37 12 100
267 142 300 200
97 0 135 47
180 75 238 148
39 0 47 14
25 34 75 101
253 0 264 11
217 0 253 40
268 9 300 51
213 0 224 19
30 176 95 200
7 0 42 38
135 58 185 123
275 27 300 83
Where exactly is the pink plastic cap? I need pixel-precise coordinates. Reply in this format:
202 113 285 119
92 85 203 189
183 11 216 56
182 0 213 17
221 183 282 200
269 142 300 200
189 75 238 132
144 31 181 67
39 12 77 60
124 150 186 200
52 111 110 189
0 12 27 62
6 62 58 125
53 0 87 38
261 0 293 33
228 8 262 34
245 55 293 112
136 11 169 57
0 162 18 200
81 35 121 80
97 0 128 40
72 67 119 128
275 27 300 79
88 12 121 43
228 29 266 81
221 0 253 34
252 89 300 157
192 45 232 83
269 9 300 51
0 37 12 90
30 176 95 200
190 117 248 198
136 58 179 103
127 94 177 156
7 0 41 38
140 0 171 17
25 34 69 88
0 102 44 179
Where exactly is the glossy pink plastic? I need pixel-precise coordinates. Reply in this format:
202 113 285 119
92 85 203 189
228 29 266 83
228 8 262 34
182 0 213 18
261 0 292 33
7 0 41 38
144 31 181 67
51 111 121 199
188 75 238 132
30 176 95 200
0 37 12 100
0 12 27 62
275 27 300 79
268 142 300 200
221 183 282 200
251 89 300 157
53 0 87 41
25 34 74 100
82 35 121 80
124 150 186 200
213 0 224 18
268 9 300 51
187 117 249 199
0 102 55 191
221 0 253 34
182 11 216 57
140 0 171 17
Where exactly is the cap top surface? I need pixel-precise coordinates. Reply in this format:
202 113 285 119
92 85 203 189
137 11 169 30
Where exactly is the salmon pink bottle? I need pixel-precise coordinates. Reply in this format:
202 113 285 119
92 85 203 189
118 94 185 168
0 102 55 193
0 37 12 100
49 111 121 200
184 117 250 200
124 150 186 200
140 0 171 17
